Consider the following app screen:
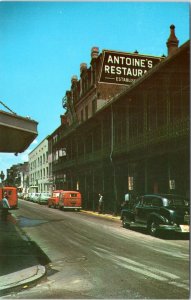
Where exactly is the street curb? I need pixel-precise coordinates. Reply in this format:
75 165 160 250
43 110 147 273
0 265 46 292
81 210 121 221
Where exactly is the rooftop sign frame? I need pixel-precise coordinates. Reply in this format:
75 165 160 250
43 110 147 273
99 50 163 85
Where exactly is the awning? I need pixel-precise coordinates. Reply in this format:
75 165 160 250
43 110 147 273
0 110 38 153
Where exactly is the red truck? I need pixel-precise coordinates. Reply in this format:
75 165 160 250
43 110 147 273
0 186 18 209
48 190 64 208
48 190 82 211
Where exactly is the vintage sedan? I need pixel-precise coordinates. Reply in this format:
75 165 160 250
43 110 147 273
121 194 190 237
32 193 41 203
38 192 51 205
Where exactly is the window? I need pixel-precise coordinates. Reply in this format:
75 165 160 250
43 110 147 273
92 99 97 115
93 125 101 151
85 105 88 120
115 108 126 145
152 197 162 207
143 197 152 206
129 98 144 138
81 109 84 122
147 98 157 131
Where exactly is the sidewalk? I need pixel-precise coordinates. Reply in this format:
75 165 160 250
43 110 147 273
0 209 120 295
0 213 46 295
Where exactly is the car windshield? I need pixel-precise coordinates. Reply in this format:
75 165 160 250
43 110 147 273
165 196 189 207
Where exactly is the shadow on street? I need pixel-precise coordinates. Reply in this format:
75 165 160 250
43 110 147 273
0 213 50 277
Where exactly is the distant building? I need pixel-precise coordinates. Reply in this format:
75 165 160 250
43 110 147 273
6 162 29 193
48 25 189 214
28 137 49 193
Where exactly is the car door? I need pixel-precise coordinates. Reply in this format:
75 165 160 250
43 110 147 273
151 196 163 214
135 196 152 225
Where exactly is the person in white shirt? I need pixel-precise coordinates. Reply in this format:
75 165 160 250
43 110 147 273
98 193 104 214
1 193 10 221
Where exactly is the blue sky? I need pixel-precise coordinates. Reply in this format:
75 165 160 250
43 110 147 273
0 1 190 177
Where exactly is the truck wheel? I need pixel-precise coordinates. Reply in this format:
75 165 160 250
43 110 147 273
149 221 159 237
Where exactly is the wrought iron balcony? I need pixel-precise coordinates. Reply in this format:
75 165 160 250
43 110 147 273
52 118 189 172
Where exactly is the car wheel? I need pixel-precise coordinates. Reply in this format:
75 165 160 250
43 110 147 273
122 216 130 228
149 221 159 237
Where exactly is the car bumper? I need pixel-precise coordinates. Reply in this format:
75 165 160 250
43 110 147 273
159 224 189 233
61 206 82 210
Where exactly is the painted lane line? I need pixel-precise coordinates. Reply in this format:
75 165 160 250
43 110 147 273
113 259 167 281
169 281 189 290
92 247 189 290
92 248 189 290
114 254 180 280
95 247 179 280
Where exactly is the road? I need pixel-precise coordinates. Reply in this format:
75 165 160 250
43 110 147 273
4 200 190 299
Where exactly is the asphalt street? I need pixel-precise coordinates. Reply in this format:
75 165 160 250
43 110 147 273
1 199 190 299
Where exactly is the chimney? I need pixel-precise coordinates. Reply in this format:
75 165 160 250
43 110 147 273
80 63 87 74
60 115 68 125
166 24 179 56
91 47 99 59
71 75 78 85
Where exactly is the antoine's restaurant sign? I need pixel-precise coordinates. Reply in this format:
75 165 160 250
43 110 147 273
99 50 163 85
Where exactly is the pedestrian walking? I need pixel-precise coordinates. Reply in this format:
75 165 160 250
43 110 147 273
1 193 10 221
98 193 104 214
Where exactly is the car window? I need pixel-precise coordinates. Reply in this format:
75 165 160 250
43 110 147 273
143 197 152 206
152 197 163 207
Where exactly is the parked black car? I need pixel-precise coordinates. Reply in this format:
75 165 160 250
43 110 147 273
121 194 190 237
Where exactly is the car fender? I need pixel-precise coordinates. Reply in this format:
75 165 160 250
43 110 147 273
121 209 134 221
147 212 167 225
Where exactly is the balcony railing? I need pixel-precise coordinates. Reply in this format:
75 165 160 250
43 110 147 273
114 117 189 155
52 118 189 171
